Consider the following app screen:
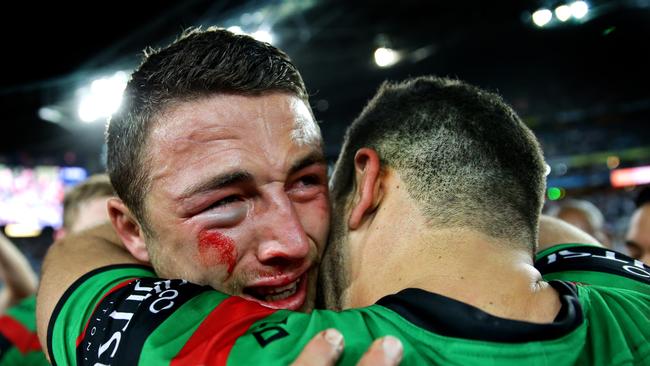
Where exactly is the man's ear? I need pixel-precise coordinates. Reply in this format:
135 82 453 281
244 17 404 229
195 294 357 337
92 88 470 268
348 148 383 230
107 197 150 263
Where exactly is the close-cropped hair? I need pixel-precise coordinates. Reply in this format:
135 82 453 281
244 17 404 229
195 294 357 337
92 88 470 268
330 75 546 249
63 174 115 229
106 26 309 233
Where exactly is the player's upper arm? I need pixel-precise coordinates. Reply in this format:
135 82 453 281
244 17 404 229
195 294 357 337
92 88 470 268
36 222 143 360
537 215 602 253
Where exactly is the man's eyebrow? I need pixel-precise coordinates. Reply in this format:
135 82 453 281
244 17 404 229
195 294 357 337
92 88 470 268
179 171 254 200
289 151 327 176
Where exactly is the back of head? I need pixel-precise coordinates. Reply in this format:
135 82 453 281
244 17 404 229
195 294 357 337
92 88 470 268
106 26 309 231
63 174 115 231
330 76 546 249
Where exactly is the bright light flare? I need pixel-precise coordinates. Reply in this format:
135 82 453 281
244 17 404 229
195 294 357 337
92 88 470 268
38 107 63 123
532 9 553 27
227 26 245 35
555 5 572 22
78 71 128 123
570 1 589 19
610 166 650 187
252 30 274 44
374 47 400 68
5 223 42 238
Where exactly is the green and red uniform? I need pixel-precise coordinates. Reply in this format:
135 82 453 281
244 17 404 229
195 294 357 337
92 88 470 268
49 244 650 365
0 296 49 365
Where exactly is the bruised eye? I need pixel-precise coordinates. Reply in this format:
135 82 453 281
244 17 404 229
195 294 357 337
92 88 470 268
207 195 242 210
197 195 248 227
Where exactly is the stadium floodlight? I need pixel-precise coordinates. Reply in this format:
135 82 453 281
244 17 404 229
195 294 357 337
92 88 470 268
5 223 41 238
611 166 650 187
78 71 128 123
374 47 400 68
38 107 64 123
251 29 274 44
555 5 572 22
532 9 553 27
570 1 589 19
227 26 245 35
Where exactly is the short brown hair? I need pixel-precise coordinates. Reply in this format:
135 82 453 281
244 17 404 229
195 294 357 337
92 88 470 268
106 27 309 234
63 174 115 230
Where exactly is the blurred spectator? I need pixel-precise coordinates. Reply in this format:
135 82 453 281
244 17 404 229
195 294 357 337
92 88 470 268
0 173 114 365
55 173 115 240
625 186 650 265
548 198 611 247
0 233 37 315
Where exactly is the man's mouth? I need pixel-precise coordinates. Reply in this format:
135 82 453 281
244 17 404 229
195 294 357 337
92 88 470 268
242 272 308 310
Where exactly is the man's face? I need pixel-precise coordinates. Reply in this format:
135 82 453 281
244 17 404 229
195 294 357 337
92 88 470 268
626 204 650 265
141 93 330 312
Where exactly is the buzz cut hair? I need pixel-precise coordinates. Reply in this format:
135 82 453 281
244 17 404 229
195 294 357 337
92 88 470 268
330 76 547 249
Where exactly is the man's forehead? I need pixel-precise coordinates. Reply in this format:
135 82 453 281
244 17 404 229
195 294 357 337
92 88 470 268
151 93 320 145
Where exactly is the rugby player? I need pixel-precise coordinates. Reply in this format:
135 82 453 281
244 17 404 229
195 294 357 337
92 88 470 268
39 74 650 364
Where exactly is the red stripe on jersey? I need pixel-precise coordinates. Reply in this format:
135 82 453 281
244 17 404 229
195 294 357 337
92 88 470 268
0 315 41 353
75 278 138 347
171 297 276 366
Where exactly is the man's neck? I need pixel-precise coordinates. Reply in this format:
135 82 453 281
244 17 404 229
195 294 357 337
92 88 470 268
410 230 560 323
349 227 562 324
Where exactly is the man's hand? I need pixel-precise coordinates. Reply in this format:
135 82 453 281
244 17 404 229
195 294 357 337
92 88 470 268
291 329 403 366
0 231 38 314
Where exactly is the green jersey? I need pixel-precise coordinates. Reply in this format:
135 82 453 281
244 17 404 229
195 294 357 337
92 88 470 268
0 295 49 365
535 243 650 295
49 245 650 365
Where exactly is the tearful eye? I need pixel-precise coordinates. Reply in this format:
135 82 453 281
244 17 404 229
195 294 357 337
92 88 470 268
208 195 242 210
298 174 321 186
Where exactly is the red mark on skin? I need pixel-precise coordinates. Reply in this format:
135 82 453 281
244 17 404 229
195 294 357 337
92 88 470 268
198 230 237 274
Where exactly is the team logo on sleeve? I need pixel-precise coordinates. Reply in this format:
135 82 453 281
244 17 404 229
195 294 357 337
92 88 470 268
536 246 650 284
76 278 208 365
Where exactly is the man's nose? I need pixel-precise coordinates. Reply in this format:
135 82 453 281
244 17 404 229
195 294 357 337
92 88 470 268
256 192 311 265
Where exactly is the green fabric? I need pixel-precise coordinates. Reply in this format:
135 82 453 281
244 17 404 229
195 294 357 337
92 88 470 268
536 243 650 294
52 263 650 365
138 291 228 365
51 266 157 366
0 347 50 366
0 296 49 366
536 243 601 259
229 305 585 365
572 285 650 365
226 287 650 365
5 296 37 332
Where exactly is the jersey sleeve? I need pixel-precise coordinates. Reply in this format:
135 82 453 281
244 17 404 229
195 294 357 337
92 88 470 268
47 263 397 366
48 264 158 365
0 296 49 366
535 243 650 294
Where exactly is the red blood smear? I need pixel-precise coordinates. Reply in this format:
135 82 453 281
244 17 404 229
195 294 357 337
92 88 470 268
198 230 237 274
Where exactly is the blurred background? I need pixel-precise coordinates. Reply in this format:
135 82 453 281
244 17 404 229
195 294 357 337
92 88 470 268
0 0 648 271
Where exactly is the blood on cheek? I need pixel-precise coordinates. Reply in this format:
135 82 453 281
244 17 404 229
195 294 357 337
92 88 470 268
197 230 237 274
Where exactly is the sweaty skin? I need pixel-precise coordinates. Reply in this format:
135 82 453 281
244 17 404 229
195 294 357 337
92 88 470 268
197 230 237 274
